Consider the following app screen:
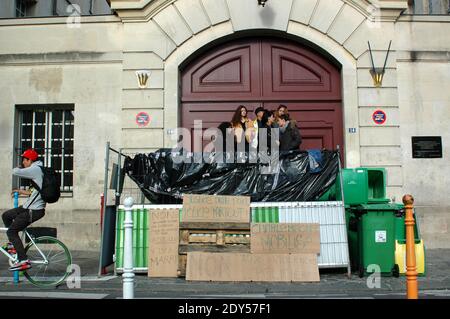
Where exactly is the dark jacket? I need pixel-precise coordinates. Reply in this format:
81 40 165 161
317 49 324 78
215 122 232 152
256 119 264 129
279 121 302 151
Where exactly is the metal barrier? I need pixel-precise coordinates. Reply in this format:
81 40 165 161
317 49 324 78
253 201 350 270
99 144 157 276
115 201 351 276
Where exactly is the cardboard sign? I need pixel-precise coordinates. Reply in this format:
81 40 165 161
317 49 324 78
148 209 179 277
250 223 320 254
182 194 250 223
186 252 320 282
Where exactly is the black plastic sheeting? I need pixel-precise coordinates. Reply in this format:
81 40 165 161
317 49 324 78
124 149 340 204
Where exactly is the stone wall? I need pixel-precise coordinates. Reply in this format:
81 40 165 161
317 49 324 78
0 17 123 251
396 15 450 248
0 0 449 249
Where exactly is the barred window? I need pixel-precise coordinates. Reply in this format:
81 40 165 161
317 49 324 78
408 0 450 14
15 0 29 17
15 105 74 193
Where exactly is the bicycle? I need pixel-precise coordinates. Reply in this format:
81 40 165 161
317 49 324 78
0 227 72 288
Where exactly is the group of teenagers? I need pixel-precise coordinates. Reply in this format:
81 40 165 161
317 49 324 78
215 104 302 154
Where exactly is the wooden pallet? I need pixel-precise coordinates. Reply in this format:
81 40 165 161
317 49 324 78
177 222 251 277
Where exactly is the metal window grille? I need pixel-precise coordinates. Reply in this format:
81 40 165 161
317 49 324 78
412 0 450 14
15 107 74 193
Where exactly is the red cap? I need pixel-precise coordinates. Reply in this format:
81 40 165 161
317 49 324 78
20 149 39 161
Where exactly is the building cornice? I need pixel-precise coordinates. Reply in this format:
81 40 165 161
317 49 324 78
0 15 120 27
398 14 450 23
107 0 172 21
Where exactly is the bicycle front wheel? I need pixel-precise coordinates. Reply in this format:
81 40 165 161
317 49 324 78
24 236 72 288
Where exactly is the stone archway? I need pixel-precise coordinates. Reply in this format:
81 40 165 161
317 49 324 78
117 0 405 169
163 23 359 167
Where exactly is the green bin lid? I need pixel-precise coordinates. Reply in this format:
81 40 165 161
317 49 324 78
354 203 404 210
367 198 391 204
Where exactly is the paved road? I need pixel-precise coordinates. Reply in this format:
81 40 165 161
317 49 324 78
0 249 449 300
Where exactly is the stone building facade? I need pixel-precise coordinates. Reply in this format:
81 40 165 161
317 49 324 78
0 0 449 250
0 0 111 18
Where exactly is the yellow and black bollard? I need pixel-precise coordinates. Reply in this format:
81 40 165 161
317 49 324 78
402 194 418 299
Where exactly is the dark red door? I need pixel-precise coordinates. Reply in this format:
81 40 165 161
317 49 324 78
181 37 344 155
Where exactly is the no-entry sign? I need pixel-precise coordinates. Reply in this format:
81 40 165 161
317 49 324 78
372 110 386 125
136 112 150 127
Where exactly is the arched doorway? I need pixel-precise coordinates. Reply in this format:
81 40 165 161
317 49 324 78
181 37 344 155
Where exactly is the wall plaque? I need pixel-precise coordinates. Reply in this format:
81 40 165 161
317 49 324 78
412 136 442 158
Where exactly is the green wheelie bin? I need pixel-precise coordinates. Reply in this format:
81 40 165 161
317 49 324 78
349 203 404 277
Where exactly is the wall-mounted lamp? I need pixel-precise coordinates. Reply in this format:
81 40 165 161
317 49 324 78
257 0 268 7
136 70 151 89
368 40 391 88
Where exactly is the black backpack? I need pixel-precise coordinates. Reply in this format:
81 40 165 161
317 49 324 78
32 166 61 204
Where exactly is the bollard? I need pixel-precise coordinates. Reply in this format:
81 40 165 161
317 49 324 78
402 194 418 299
13 192 19 285
122 197 135 299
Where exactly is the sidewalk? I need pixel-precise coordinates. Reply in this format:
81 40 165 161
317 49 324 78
1 249 450 299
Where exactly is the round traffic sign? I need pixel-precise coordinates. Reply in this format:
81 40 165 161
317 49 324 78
372 110 386 125
136 112 150 127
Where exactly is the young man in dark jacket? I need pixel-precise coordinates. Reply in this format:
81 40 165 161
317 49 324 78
254 107 265 129
277 114 302 151
2 149 46 271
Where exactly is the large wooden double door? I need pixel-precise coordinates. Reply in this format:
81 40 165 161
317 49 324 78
181 37 344 153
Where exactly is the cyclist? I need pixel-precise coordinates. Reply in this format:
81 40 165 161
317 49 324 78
2 149 46 271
